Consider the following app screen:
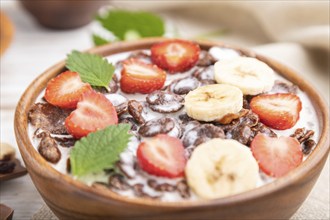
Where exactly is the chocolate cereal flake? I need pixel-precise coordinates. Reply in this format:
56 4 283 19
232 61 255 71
146 91 184 113
127 100 145 124
176 180 191 199
169 77 200 95
183 124 225 148
109 174 130 191
38 133 61 163
196 51 217 67
28 103 71 135
139 118 175 137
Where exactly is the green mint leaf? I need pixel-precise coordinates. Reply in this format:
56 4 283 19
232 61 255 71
92 34 110 46
96 10 165 41
70 124 132 177
66 50 115 89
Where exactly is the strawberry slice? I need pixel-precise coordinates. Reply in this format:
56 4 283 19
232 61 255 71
45 71 92 109
120 59 166 94
65 91 118 138
151 39 200 73
137 134 186 178
251 134 303 178
250 93 302 130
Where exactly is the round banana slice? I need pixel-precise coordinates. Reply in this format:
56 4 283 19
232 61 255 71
214 57 275 95
185 138 259 199
184 84 243 122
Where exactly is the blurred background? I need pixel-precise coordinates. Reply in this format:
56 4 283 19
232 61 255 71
1 0 329 219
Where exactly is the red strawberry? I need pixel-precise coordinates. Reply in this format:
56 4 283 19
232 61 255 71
151 39 200 73
120 59 166 94
65 91 118 138
251 134 303 178
137 134 186 178
250 93 302 130
45 71 92 109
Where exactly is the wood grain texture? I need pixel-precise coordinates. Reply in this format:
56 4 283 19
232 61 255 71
14 38 330 220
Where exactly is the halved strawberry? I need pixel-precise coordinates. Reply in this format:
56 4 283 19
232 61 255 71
250 93 302 130
151 39 200 73
65 91 118 138
120 58 166 94
137 134 186 178
251 134 303 178
44 71 92 109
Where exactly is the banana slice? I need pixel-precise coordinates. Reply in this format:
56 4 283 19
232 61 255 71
214 57 275 95
185 138 259 199
184 84 243 122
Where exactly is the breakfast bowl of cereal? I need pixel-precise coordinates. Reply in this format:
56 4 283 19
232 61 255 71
14 38 329 219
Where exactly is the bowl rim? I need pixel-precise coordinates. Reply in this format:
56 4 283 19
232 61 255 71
14 37 330 208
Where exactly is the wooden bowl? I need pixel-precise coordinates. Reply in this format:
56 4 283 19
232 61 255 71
14 38 329 220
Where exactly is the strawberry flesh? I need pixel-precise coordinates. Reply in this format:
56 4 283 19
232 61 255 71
151 39 200 73
120 59 166 94
251 134 303 178
250 93 302 130
137 134 186 178
65 91 118 138
45 71 92 109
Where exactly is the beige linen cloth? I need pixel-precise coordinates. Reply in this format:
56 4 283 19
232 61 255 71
31 1 329 219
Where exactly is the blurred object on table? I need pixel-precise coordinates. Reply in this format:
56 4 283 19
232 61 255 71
20 0 108 29
0 11 14 56
0 142 27 182
0 204 14 220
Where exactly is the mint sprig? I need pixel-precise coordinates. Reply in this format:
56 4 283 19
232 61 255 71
66 50 115 89
92 34 110 46
95 10 165 45
70 124 132 177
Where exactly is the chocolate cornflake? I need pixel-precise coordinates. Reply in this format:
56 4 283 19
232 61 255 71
217 110 276 146
127 100 145 124
272 80 298 94
147 180 176 192
138 117 175 137
291 128 315 143
199 79 216 86
28 103 71 135
127 51 150 60
119 117 138 131
146 91 184 113
176 180 191 199
291 128 315 155
116 161 134 179
132 184 159 199
291 128 305 140
192 66 214 81
54 136 76 148
183 124 225 148
38 133 61 163
169 77 200 95
231 125 252 145
115 102 128 116
178 114 194 124
0 161 16 174
196 51 217 67
302 139 316 155
109 174 131 191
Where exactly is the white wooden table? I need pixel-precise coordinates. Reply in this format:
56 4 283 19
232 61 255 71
1 1 329 219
